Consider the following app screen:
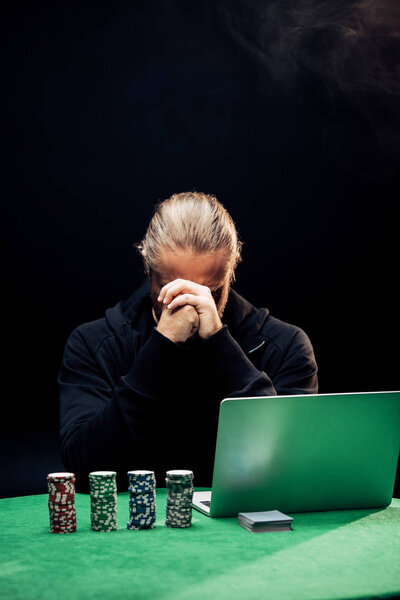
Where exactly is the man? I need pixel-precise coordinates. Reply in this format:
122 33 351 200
58 191 318 491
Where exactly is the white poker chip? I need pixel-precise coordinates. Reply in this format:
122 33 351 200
166 470 193 477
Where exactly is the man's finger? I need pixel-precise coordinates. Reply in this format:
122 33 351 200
167 293 206 312
158 279 200 303
159 279 206 304
157 278 184 302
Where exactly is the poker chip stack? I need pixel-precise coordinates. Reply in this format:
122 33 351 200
47 472 76 534
165 470 194 528
127 470 156 530
89 471 118 532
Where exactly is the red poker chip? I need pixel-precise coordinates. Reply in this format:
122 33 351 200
48 503 75 510
48 486 75 496
47 472 77 533
47 479 75 486
47 472 75 480
48 486 75 494
47 479 75 487
50 521 76 527
50 512 76 523
48 495 75 505
49 510 75 516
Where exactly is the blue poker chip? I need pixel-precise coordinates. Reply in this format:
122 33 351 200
127 470 156 530
129 507 156 516
129 496 155 504
128 470 156 483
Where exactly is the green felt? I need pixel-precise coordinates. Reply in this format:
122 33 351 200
0 490 399 600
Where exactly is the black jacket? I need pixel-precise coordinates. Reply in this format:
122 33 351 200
58 280 318 490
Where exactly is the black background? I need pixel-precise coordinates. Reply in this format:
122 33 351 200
1 1 399 498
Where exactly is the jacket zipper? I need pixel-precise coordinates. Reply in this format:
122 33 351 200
247 340 266 355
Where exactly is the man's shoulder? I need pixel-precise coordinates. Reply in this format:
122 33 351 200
226 287 312 357
64 281 152 357
262 314 305 349
67 317 116 354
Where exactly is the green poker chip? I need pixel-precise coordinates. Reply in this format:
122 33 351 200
165 470 194 528
89 471 118 532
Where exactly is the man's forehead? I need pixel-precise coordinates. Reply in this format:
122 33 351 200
153 250 229 287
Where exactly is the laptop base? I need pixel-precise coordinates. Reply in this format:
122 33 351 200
192 491 212 515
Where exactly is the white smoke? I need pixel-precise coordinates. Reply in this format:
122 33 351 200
219 0 400 155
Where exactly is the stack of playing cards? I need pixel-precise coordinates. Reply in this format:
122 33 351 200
238 510 293 533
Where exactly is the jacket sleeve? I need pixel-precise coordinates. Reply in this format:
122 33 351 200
190 325 318 398
58 326 188 480
271 327 318 395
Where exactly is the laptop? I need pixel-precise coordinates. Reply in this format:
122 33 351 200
192 391 400 517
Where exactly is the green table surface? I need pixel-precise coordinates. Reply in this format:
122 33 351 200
1 489 399 600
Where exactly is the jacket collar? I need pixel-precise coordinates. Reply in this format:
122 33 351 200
222 285 269 354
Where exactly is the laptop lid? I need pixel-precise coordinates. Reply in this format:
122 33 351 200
208 391 400 517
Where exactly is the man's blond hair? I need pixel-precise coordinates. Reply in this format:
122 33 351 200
135 191 243 282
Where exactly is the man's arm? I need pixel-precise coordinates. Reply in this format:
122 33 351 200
189 324 317 398
58 324 190 481
157 278 318 397
194 325 277 397
270 327 318 395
